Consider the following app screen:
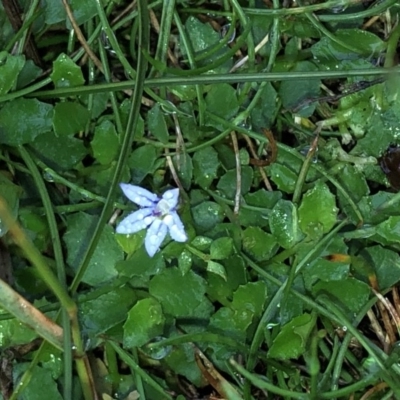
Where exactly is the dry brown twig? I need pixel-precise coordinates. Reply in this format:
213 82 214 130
242 134 273 191
149 9 180 67
367 309 387 349
372 288 400 347
61 0 104 73
230 32 270 72
111 0 137 25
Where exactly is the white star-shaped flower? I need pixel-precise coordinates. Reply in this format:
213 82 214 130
116 184 187 257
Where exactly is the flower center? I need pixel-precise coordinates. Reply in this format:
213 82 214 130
155 199 171 216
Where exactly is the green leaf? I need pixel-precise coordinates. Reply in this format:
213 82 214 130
270 200 303 249
19 208 50 251
69 0 98 25
299 181 338 239
217 166 254 199
311 29 386 61
192 201 224 233
44 0 66 24
313 278 370 314
14 365 63 400
239 189 281 227
80 286 137 334
268 163 298 193
17 59 42 89
281 18 320 39
242 226 278 261
351 112 395 158
128 145 157 184
249 15 273 56
0 51 25 95
209 307 248 342
193 147 220 189
147 103 169 143
173 152 193 190
37 347 63 380
170 84 198 101
149 268 211 318
363 246 400 291
279 61 320 116
192 235 213 251
31 132 87 170
239 208 269 228
205 83 239 123
216 143 236 169
336 164 370 223
119 100 145 138
210 237 233 260
206 256 247 305
50 53 85 87
268 313 316 360
210 282 267 342
116 246 165 285
182 16 233 73
250 83 279 131
53 101 90 136
373 216 400 246
184 16 220 54
302 257 350 290
0 98 53 145
91 120 119 165
178 249 192 275
0 317 38 347
231 281 267 318
165 342 203 386
0 174 21 236
64 212 123 286
123 298 165 348
207 260 227 281
115 229 145 255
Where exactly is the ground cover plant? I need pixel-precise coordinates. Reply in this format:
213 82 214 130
0 0 400 399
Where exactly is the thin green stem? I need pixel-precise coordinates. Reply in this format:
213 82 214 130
18 147 73 400
292 137 318 204
230 0 255 70
27 68 398 100
242 0 397 21
31 157 127 209
173 11 206 126
243 219 348 398
0 278 63 349
205 112 363 223
108 341 174 400
185 244 210 261
0 196 75 314
385 22 400 68
149 0 175 77
145 22 251 76
70 0 150 293
304 12 365 54
98 36 123 134
147 332 248 353
232 359 379 399
318 296 400 396
9 341 47 400
4 9 43 54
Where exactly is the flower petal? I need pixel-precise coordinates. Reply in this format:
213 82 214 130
116 208 155 234
163 211 187 242
120 183 159 207
161 188 180 210
145 219 168 257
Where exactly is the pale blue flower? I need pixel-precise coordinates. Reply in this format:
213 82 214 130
116 184 187 257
